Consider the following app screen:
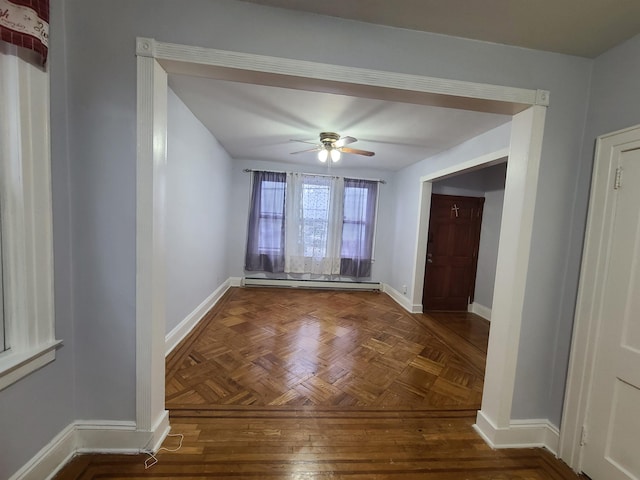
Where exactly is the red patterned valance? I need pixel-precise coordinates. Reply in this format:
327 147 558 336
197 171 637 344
0 0 49 64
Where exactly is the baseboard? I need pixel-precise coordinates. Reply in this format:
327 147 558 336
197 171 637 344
9 414 171 480
242 277 382 291
165 278 237 356
474 410 560 455
469 302 492 321
382 284 423 314
8 423 76 480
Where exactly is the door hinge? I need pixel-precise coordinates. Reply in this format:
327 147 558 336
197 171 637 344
580 425 588 446
614 167 623 190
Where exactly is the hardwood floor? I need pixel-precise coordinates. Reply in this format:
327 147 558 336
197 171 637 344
54 287 584 480
166 288 485 409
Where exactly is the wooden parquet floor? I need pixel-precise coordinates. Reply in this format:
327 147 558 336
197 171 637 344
166 288 486 410
54 287 585 480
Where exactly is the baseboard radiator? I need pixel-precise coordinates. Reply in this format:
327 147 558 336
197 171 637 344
242 277 382 291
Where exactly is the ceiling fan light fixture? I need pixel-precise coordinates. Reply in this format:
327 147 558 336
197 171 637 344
330 149 341 162
318 148 329 163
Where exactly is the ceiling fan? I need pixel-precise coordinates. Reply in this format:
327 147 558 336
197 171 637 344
290 132 375 163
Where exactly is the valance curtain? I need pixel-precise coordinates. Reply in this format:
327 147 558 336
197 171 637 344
340 178 378 278
285 173 344 275
0 0 49 64
244 171 286 273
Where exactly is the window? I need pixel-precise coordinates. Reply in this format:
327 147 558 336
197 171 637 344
245 172 379 278
341 179 378 277
0 43 59 390
301 181 331 257
245 171 286 272
257 179 286 255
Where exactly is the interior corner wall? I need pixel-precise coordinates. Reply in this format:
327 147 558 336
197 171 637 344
226 159 396 283
390 123 511 302
474 187 505 311
512 32 640 427
58 0 595 449
0 0 76 478
165 88 232 334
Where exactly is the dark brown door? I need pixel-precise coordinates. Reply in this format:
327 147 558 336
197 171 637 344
423 194 484 311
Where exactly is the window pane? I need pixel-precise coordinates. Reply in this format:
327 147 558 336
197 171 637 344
302 183 331 257
257 180 285 254
344 186 368 221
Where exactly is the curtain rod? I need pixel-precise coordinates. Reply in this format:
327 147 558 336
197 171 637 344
243 168 386 184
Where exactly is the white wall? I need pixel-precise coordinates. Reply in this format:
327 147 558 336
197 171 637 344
512 32 640 425
227 159 395 283
11 2 599 475
474 165 506 310
165 88 231 334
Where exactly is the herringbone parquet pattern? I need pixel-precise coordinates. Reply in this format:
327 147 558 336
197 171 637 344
54 287 586 480
166 287 485 409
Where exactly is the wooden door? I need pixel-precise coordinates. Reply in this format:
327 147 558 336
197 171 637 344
581 146 640 479
423 194 484 311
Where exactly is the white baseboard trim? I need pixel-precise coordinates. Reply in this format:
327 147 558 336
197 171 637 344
469 302 492 321
9 414 171 480
474 410 560 455
165 277 237 356
382 284 423 314
9 423 76 480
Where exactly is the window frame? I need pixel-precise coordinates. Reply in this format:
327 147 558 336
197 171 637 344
256 179 286 255
341 181 379 262
0 43 60 391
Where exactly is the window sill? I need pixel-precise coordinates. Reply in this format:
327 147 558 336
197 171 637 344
0 340 63 391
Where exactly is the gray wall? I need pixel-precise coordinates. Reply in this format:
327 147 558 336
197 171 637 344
13 1 640 475
512 32 640 423
0 1 76 478
227 159 396 283
391 123 511 299
431 163 507 311
57 0 593 428
165 88 232 335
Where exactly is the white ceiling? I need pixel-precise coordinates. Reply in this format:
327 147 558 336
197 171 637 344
239 0 640 58
168 0 640 171
169 75 510 171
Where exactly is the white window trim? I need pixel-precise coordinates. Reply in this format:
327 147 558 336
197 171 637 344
0 43 60 391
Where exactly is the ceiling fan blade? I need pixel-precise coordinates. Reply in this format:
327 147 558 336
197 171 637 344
334 136 357 148
290 147 321 154
290 139 318 145
339 147 375 157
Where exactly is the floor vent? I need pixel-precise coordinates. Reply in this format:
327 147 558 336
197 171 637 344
242 277 382 291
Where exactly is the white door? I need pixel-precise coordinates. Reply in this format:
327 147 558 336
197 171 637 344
581 139 640 479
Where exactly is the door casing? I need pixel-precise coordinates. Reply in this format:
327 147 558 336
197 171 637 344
559 123 640 471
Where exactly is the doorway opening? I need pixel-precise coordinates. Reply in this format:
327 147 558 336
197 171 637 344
424 162 507 316
136 38 548 448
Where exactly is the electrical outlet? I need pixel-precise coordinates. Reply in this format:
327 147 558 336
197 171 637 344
402 284 407 294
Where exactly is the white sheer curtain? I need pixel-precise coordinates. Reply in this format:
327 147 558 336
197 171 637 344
285 173 344 275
